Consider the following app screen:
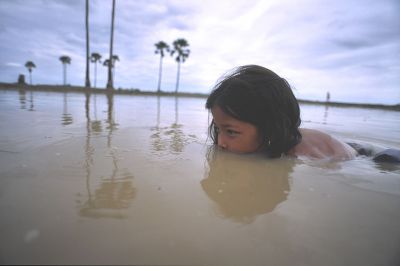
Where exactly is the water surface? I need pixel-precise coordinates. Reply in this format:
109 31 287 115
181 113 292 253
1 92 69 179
0 89 399 265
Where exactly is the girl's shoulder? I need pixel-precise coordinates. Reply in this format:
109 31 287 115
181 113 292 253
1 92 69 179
288 128 356 160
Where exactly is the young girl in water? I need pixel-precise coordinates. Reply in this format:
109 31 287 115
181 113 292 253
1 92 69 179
206 65 357 160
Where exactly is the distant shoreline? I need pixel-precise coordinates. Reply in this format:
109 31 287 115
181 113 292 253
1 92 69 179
1 82 399 111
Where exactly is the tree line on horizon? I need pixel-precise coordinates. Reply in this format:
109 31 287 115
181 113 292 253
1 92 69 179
23 0 190 93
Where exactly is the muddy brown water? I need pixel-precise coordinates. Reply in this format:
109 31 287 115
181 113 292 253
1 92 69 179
0 90 399 265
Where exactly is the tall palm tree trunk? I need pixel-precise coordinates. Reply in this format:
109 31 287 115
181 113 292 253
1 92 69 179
157 55 163 93
106 0 116 90
29 70 32 85
94 62 98 88
63 64 67 85
175 61 181 93
85 0 91 88
112 68 115 85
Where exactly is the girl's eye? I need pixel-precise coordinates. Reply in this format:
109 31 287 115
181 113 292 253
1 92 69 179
215 126 220 133
227 129 239 137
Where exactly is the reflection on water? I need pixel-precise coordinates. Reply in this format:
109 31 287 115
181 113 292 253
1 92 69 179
78 176 136 219
28 91 34 111
374 160 400 172
105 92 118 132
18 89 35 111
18 89 26 110
84 91 90 120
201 148 293 224
91 93 102 134
151 96 197 154
62 92 73 126
323 105 329 124
78 92 135 219
85 92 103 134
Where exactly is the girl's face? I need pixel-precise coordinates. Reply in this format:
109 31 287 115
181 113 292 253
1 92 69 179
211 105 264 153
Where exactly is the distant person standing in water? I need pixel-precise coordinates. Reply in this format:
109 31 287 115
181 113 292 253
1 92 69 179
326 91 330 103
205 65 357 160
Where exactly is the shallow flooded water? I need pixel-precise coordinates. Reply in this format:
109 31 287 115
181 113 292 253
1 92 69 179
0 89 399 265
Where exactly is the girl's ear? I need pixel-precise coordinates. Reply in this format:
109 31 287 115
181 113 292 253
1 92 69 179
257 137 270 152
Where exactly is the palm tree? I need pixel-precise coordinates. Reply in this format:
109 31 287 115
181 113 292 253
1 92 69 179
24 61 36 85
154 41 170 93
103 55 119 85
111 55 119 84
85 0 91 88
59 55 71 85
170 38 190 93
90 53 102 88
106 0 116 90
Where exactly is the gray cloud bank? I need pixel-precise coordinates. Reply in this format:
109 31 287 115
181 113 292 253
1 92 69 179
0 0 399 104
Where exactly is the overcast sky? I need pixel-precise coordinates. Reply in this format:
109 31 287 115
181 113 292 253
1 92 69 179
0 0 399 104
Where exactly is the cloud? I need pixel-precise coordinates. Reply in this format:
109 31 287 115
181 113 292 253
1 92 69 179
5 62 22 67
0 0 399 104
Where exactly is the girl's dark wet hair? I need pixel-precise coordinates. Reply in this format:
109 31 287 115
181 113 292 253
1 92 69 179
206 65 302 158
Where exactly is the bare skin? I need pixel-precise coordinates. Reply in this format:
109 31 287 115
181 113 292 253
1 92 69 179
287 128 357 160
211 106 356 160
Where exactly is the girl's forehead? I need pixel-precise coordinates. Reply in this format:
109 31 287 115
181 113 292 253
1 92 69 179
211 106 234 121
211 106 251 128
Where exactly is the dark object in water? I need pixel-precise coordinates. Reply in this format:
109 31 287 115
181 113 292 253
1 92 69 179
347 142 375 156
347 142 400 164
373 149 400 163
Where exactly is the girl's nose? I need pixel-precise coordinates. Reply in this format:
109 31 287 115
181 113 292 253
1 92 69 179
217 134 227 149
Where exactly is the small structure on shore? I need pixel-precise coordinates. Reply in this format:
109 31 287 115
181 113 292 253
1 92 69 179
18 74 26 85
